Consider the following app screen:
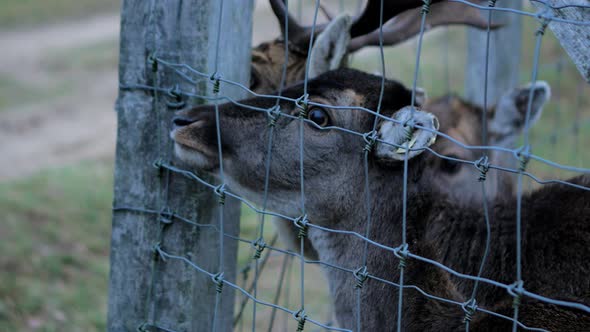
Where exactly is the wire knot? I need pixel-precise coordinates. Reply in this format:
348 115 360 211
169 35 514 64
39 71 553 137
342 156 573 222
536 17 551 36
166 84 185 109
152 242 166 262
475 156 490 182
393 244 409 269
212 272 225 293
214 184 226 205
252 237 267 260
267 105 282 128
294 215 309 239
137 322 149 332
147 53 158 72
488 0 497 7
421 0 431 14
353 266 369 289
515 145 531 172
461 299 478 323
507 280 524 309
295 94 309 118
152 158 165 177
362 131 378 153
159 206 174 226
210 73 221 94
293 309 307 332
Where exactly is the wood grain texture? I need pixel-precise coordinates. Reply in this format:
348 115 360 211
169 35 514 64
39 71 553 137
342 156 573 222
533 0 590 83
108 1 253 331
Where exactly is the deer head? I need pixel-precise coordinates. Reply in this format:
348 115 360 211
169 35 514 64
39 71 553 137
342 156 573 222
171 68 437 221
169 69 586 331
250 0 499 93
425 81 551 202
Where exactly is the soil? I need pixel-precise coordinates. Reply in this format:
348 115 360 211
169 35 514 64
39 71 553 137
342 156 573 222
0 14 120 180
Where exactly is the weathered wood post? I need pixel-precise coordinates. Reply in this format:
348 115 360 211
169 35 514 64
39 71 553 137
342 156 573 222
108 1 253 331
532 0 590 84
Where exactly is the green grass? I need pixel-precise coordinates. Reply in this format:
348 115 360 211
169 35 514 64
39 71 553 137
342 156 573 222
0 161 114 331
0 0 119 29
0 161 330 330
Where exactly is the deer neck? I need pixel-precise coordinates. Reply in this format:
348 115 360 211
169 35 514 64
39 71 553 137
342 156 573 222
306 167 433 330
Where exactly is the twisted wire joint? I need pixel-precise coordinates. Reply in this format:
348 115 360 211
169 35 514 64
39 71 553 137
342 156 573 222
252 237 267 260
507 280 524 309
295 94 309 118
210 73 221 94
353 266 369 289
475 156 490 182
294 309 307 332
421 0 431 14
267 105 282 127
212 272 225 293
461 299 478 323
214 184 226 205
393 244 410 269
166 84 185 109
515 145 531 172
294 214 309 239
362 131 377 153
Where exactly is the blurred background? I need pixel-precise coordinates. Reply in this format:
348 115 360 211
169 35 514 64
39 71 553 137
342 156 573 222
0 1 588 331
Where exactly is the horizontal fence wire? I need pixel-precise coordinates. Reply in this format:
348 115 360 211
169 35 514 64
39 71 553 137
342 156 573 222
114 0 590 331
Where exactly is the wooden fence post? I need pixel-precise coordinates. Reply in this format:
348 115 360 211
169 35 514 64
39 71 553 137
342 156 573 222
107 1 253 331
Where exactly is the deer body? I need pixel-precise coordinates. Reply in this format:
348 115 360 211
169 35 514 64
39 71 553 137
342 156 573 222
171 68 589 330
252 0 547 261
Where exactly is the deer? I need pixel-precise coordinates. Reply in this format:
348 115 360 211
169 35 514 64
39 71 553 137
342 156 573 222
252 0 550 260
251 0 500 94
170 68 590 331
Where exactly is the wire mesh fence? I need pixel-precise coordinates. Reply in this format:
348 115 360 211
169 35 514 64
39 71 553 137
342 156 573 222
112 0 589 331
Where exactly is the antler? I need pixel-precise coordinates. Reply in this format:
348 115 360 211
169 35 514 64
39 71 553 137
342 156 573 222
349 0 445 38
269 0 439 50
348 1 503 52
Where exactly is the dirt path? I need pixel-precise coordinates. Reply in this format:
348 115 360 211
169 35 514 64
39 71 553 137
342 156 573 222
0 4 286 181
0 14 119 180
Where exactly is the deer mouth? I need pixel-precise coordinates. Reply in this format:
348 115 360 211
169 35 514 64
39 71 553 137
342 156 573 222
170 123 219 170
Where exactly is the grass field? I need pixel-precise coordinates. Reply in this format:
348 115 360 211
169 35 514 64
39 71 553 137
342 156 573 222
1 2 588 331
0 0 119 28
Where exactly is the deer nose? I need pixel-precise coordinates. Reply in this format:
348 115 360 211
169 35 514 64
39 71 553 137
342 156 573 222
172 116 195 127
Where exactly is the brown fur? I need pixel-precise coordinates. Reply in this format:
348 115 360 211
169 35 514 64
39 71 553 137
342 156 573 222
250 40 307 93
171 69 586 330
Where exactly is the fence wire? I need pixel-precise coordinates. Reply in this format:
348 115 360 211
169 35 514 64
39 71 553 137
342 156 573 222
115 0 590 331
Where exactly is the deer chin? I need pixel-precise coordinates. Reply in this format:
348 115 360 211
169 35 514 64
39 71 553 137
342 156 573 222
171 128 219 171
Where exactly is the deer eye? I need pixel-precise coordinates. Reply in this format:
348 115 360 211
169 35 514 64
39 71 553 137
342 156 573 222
307 107 331 127
440 155 462 174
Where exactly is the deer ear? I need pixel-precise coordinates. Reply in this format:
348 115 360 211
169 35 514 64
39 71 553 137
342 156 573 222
490 81 551 140
308 14 352 79
375 106 439 162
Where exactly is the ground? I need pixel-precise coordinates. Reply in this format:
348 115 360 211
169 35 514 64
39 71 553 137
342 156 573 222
0 1 588 331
